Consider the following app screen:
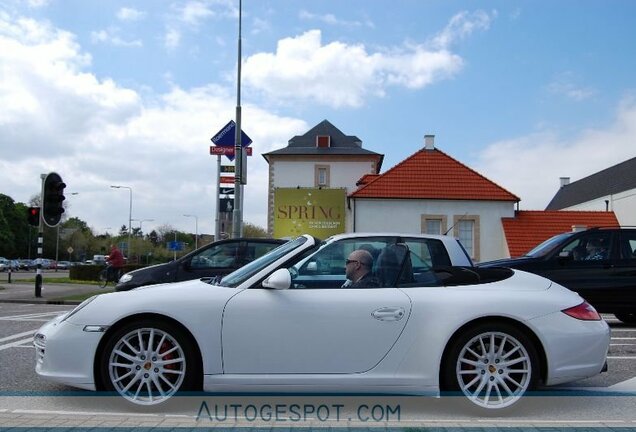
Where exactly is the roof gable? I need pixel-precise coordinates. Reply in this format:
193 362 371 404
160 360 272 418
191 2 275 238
262 120 383 162
546 156 636 209
501 210 620 257
350 147 520 202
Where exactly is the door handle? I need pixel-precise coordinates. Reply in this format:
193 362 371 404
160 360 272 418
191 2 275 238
372 307 406 322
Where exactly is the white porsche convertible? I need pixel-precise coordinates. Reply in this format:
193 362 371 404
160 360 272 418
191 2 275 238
35 233 610 411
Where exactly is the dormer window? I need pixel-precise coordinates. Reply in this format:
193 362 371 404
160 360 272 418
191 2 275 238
316 135 331 148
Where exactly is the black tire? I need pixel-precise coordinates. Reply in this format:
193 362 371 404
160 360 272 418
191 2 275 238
98 269 108 289
614 312 636 324
441 322 540 413
99 319 201 406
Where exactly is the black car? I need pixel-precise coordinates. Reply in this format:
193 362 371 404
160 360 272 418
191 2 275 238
115 238 286 291
479 227 636 323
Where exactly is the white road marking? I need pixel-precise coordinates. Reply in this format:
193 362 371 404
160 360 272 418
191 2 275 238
608 356 636 359
0 330 37 343
612 337 636 340
0 311 63 321
0 337 34 351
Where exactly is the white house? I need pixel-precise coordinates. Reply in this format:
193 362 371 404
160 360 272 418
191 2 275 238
546 157 636 226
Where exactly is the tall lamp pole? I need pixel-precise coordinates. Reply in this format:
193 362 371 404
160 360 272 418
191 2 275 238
232 0 244 238
110 185 133 260
183 214 199 250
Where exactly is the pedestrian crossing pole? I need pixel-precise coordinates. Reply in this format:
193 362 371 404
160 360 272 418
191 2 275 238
35 173 45 298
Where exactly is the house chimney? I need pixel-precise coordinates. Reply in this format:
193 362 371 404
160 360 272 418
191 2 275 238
559 177 570 188
572 225 587 232
424 134 435 150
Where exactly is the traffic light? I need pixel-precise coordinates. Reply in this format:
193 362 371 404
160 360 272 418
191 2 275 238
27 206 40 226
42 172 66 227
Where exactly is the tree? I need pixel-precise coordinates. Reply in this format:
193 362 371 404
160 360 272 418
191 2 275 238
243 221 269 238
0 194 31 258
148 230 159 246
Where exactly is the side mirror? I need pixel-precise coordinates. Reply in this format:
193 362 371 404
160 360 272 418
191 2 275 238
306 262 318 272
262 268 291 290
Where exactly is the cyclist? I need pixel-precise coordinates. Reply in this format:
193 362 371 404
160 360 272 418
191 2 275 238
106 244 125 282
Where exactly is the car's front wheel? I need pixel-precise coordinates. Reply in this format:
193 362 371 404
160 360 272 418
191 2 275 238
614 312 636 324
442 322 540 411
99 319 200 405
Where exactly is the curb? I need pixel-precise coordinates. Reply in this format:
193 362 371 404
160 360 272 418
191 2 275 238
0 299 82 305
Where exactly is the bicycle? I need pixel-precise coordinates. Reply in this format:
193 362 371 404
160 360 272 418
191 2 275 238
98 265 123 289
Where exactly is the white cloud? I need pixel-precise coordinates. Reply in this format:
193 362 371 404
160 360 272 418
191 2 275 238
474 98 636 210
298 10 374 28
242 29 463 108
164 27 181 49
431 10 496 49
162 0 236 49
548 72 596 101
90 28 142 47
0 12 307 234
116 7 146 22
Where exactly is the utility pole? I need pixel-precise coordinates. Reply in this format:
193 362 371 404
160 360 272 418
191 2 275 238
232 0 243 239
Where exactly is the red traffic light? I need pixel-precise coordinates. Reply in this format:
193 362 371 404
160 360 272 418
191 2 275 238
27 206 41 226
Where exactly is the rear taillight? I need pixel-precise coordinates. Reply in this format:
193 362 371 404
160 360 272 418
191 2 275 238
562 301 601 321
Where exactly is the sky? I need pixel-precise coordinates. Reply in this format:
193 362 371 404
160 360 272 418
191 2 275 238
1 0 636 237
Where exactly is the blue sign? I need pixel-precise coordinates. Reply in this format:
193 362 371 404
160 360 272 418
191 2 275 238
210 120 252 161
167 241 184 251
211 120 252 147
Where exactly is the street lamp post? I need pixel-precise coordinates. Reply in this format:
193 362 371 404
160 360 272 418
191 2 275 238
183 214 199 250
110 185 133 260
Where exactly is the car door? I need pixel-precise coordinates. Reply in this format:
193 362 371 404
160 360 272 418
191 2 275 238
539 231 615 308
176 241 242 281
610 230 636 311
221 237 412 374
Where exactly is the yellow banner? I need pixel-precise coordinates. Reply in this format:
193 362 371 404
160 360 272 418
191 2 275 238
273 188 346 238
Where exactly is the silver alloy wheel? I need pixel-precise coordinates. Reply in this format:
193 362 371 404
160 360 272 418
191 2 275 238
455 331 531 409
108 327 187 405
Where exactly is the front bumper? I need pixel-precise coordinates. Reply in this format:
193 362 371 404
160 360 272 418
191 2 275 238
34 314 105 391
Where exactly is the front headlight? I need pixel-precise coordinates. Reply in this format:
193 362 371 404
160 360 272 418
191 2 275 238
61 295 98 323
119 273 133 283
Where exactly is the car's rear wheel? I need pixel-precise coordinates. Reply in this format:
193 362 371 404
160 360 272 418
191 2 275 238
614 312 636 324
100 319 199 405
442 322 539 411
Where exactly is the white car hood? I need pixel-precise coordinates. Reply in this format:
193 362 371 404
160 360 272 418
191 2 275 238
66 278 237 326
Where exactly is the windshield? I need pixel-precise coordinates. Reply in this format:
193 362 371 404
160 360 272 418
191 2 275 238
526 232 574 257
217 236 309 287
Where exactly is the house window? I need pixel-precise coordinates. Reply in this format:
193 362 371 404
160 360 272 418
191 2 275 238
316 135 331 148
421 215 447 236
453 215 480 261
314 165 330 187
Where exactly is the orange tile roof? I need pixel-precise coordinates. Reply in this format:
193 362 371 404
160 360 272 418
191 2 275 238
350 148 519 201
502 210 620 257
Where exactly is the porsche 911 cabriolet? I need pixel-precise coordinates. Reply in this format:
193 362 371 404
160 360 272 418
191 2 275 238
35 233 609 411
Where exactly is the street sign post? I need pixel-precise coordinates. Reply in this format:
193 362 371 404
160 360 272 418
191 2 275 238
211 119 253 240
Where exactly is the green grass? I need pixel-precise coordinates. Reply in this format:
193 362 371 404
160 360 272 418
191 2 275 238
18 277 102 286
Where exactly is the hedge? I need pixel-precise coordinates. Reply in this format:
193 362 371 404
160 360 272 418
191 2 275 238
69 264 145 281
